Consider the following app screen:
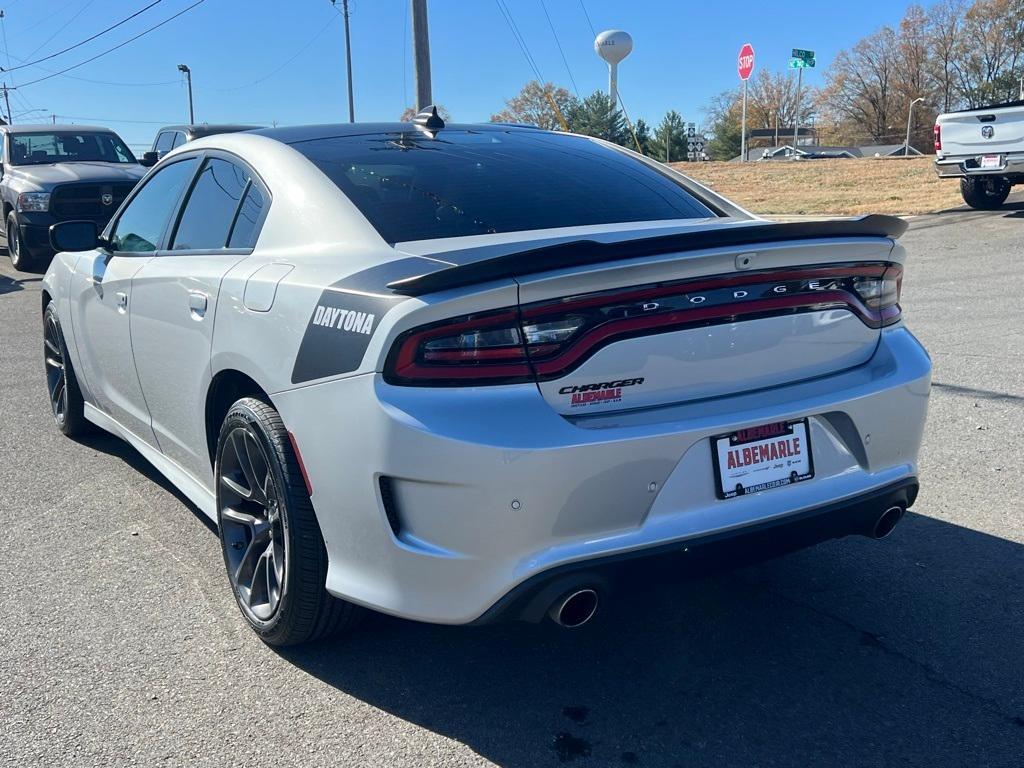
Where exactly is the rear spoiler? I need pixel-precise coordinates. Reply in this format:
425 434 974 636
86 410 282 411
387 214 908 297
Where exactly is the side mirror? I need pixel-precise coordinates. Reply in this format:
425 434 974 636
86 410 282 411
140 151 159 168
50 220 100 253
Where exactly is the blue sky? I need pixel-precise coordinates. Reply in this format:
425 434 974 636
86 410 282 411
0 0 925 150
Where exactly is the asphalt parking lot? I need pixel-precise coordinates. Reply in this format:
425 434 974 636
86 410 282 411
1 205 1022 768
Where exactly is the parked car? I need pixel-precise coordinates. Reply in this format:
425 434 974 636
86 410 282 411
1 124 145 270
141 124 262 166
41 113 931 646
934 99 1024 209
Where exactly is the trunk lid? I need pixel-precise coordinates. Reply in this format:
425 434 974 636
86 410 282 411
516 235 899 415
384 218 904 412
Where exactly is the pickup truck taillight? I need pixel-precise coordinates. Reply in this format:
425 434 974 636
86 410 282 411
384 264 903 386
933 124 942 151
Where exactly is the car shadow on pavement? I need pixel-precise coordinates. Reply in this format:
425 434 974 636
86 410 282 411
281 514 1024 767
0 274 41 295
76 430 217 534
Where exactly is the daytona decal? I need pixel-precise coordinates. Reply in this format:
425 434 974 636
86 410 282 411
291 258 451 384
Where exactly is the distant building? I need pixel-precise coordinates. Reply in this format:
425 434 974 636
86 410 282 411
731 144 924 162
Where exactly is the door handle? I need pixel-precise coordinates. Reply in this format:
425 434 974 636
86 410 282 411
188 291 208 320
115 291 128 312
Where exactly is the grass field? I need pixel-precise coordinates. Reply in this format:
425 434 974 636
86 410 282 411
675 156 963 216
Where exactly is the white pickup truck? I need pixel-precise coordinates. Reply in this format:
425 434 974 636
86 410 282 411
934 100 1024 209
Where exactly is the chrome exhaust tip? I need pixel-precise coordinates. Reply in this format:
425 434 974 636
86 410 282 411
548 588 599 628
872 505 905 539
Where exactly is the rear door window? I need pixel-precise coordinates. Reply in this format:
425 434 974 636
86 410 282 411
171 157 252 251
171 131 187 149
227 185 265 249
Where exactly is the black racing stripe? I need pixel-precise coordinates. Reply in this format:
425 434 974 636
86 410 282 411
290 259 442 384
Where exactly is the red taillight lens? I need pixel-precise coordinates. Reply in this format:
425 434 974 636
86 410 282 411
385 309 535 385
934 124 941 151
385 263 903 386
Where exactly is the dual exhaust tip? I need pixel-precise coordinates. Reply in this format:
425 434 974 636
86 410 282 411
545 505 906 628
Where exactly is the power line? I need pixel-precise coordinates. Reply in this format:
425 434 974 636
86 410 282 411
13 0 207 89
539 0 578 96
578 0 596 37
197 12 340 92
24 0 98 61
494 0 544 83
2 0 163 74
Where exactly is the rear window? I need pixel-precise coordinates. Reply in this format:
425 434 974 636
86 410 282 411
290 129 715 243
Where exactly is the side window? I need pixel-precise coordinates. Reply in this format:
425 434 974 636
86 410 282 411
110 158 199 253
227 185 265 248
171 131 187 149
171 158 250 251
154 132 174 154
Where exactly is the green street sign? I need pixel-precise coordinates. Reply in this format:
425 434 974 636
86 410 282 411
792 48 815 60
788 57 816 68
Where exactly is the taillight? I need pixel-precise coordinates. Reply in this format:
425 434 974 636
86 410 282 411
385 309 535 385
852 265 903 326
385 263 903 386
934 124 941 151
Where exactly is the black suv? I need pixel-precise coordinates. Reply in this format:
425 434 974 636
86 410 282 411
1 124 145 270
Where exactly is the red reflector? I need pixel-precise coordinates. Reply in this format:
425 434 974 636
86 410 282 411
287 431 314 498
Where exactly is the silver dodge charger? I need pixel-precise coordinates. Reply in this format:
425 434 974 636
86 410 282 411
40 111 931 645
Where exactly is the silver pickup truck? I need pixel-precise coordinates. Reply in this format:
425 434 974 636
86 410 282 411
1 124 145 271
934 100 1024 209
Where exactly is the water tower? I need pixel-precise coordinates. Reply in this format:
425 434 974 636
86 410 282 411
594 30 633 109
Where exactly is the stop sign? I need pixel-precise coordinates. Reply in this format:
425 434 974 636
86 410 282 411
738 43 755 81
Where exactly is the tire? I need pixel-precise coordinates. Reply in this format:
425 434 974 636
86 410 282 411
960 176 1011 210
215 397 361 646
43 301 89 437
6 211 36 271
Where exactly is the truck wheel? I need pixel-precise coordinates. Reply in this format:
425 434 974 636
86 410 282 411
6 211 36 271
215 398 362 646
960 177 1011 210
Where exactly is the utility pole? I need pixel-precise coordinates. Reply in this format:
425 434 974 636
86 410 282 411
342 0 355 121
177 64 194 124
2 83 11 126
411 0 432 111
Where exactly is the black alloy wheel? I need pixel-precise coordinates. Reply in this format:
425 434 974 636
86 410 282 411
219 425 288 623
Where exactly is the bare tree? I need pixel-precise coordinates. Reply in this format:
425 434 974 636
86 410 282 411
490 81 576 130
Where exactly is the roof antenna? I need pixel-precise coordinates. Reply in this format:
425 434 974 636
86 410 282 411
412 105 445 136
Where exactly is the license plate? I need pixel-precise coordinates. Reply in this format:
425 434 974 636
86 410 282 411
712 420 814 500
980 154 1002 169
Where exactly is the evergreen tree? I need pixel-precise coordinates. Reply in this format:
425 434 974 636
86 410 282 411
632 117 652 155
567 91 629 146
649 110 688 162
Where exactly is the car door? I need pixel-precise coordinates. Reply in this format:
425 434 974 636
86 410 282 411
130 153 269 486
70 155 201 444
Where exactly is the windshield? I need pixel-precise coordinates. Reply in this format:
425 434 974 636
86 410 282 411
8 132 137 166
290 129 716 243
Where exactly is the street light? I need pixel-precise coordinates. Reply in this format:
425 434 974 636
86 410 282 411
905 96 924 156
177 64 194 125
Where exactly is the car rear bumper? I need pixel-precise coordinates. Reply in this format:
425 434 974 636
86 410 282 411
273 325 931 625
934 153 1024 178
471 477 918 624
